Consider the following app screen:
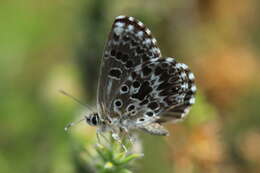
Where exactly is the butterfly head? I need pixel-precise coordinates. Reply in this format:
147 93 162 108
85 112 101 126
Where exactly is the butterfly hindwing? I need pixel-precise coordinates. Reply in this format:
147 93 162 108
97 16 161 119
110 57 196 126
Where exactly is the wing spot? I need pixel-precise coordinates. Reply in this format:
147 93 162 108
115 22 125 27
111 49 116 56
140 99 149 106
132 81 152 100
126 60 133 68
166 57 174 62
113 34 119 41
130 110 137 116
180 72 186 79
121 53 128 62
120 85 129 94
116 15 126 19
155 66 163 75
127 104 135 111
141 54 150 62
188 72 195 80
123 35 130 41
191 85 197 93
148 102 159 110
176 63 182 69
144 38 151 46
152 47 160 54
109 68 122 79
136 31 144 38
129 16 135 21
150 57 159 62
189 97 195 105
136 46 143 54
181 63 188 70
139 118 145 122
143 66 152 76
160 62 169 68
145 111 154 117
114 99 123 108
137 21 144 27
127 24 134 31
114 27 124 35
131 72 137 79
133 81 141 88
151 38 157 44
116 51 123 60
145 28 151 35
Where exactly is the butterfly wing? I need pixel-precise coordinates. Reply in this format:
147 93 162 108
109 57 196 127
97 16 161 119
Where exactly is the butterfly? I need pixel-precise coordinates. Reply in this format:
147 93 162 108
65 16 196 140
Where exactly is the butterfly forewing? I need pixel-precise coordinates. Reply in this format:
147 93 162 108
97 16 161 119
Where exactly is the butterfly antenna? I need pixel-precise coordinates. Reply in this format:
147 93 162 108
64 116 86 131
59 89 93 111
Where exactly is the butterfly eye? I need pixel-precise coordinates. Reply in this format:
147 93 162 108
91 116 98 126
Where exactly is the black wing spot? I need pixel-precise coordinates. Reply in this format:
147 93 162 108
155 66 163 75
140 99 149 106
146 111 154 117
160 62 169 68
128 104 135 111
132 81 152 100
133 81 140 88
111 49 116 56
168 68 176 74
139 118 145 122
123 35 129 41
142 54 150 62
148 102 159 110
114 99 123 107
116 51 123 60
109 69 122 79
113 34 119 41
121 53 128 62
143 66 152 76
120 85 129 93
160 71 171 81
131 72 137 79
126 60 133 68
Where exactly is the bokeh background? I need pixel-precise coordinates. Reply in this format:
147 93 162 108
1 0 260 173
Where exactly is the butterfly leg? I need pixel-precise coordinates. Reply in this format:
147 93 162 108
112 132 127 152
96 128 110 144
120 127 136 145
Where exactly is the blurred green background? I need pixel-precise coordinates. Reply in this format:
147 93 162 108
1 0 260 172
